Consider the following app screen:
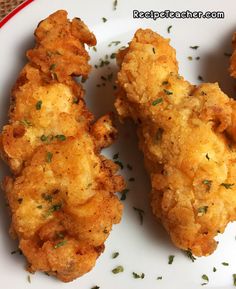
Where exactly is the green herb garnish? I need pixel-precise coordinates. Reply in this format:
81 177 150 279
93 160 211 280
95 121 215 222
202 179 212 190
49 63 57 71
112 252 119 259
40 135 48 142
222 262 229 266
221 183 234 189
91 286 100 289
108 41 121 47
120 189 129 201
201 274 209 286
73 97 79 104
113 0 118 10
133 207 145 225
233 274 236 286
20 119 32 127
198 206 208 215
115 160 123 169
110 53 116 59
46 152 53 163
54 240 67 249
102 17 107 22
11 249 22 255
41 193 52 202
190 46 199 50
157 276 163 280
188 56 193 61
55 135 66 141
112 265 124 274
132 272 145 279
152 98 163 106
167 25 172 33
164 89 173 95
36 100 42 110
185 249 196 262
27 275 31 283
168 255 175 264
213 267 217 272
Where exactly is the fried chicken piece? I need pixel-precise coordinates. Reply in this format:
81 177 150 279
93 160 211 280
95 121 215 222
0 10 124 282
115 29 236 256
229 32 236 78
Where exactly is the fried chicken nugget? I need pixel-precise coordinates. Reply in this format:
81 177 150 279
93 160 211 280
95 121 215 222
0 10 124 282
115 29 236 256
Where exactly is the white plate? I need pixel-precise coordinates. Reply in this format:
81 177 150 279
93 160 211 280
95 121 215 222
1 0 236 288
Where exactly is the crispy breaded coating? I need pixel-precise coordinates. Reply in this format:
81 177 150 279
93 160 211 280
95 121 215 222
229 32 236 78
0 10 124 282
116 29 236 256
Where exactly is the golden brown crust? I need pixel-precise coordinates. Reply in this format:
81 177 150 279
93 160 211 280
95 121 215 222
0 10 124 282
116 29 236 256
229 32 236 78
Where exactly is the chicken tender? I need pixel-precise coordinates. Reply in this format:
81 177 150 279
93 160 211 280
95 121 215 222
115 29 236 256
0 10 124 282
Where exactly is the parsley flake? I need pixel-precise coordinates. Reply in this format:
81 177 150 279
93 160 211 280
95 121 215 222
190 46 199 50
213 267 217 272
185 249 196 262
202 179 212 190
157 276 163 280
233 274 236 286
115 160 123 169
164 89 173 95
133 207 145 225
91 286 100 289
168 255 175 264
102 17 107 22
54 240 67 249
36 100 42 110
112 265 124 274
108 41 121 47
132 272 145 279
198 206 208 215
113 0 118 10
112 252 119 259
222 262 229 266
110 53 116 59
20 119 32 127
120 189 129 201
201 274 209 286
46 152 53 163
221 183 234 189
152 98 163 106
167 25 172 33
55 135 66 141
113 153 119 159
